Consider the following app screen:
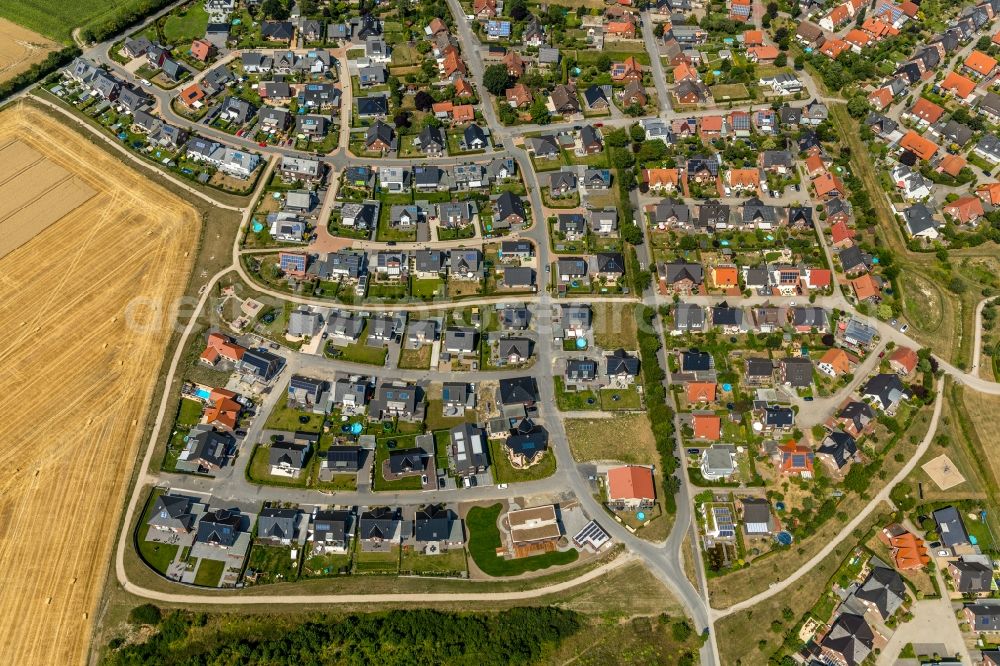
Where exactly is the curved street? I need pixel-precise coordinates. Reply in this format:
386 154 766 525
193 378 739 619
42 4 1000 665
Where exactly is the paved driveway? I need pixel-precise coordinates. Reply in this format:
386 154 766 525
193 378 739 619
876 569 971 665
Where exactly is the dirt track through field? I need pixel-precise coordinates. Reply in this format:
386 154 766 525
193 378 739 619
0 104 199 666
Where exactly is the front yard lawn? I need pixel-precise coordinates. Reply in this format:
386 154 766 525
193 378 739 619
325 323 388 366
246 443 311 488
247 544 301 584
398 344 432 369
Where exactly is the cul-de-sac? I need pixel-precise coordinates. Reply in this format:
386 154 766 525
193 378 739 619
8 0 1000 663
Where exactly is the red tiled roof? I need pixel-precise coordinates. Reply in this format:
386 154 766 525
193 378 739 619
941 71 977 99
889 346 918 374
910 97 944 123
607 465 656 501
965 49 998 76
899 130 938 161
687 382 717 403
693 414 721 440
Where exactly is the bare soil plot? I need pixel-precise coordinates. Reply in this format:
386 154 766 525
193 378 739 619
0 19 59 84
565 414 656 464
0 104 198 666
591 301 639 350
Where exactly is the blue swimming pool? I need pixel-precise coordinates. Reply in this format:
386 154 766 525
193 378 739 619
194 388 211 400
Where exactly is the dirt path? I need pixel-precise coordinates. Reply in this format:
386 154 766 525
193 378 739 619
121 553 633 605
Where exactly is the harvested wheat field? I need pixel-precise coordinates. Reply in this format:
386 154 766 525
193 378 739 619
0 19 59 83
0 104 199 666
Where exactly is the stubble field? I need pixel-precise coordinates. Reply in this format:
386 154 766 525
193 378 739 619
0 104 199 665
0 19 59 83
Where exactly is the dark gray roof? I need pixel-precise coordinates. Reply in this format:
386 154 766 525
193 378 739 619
499 376 539 405
596 252 625 275
495 190 526 223
269 442 309 469
313 509 352 543
862 373 908 409
357 95 389 117
951 560 994 592
817 431 858 469
503 266 535 288
821 612 874 666
196 508 241 547
781 357 813 387
148 494 195 531
682 349 712 372
258 507 298 541
606 348 639 376
665 261 703 285
505 425 548 462
933 506 970 547
414 506 455 542
388 448 427 474
854 565 906 620
324 445 363 472
359 507 399 540
746 357 774 377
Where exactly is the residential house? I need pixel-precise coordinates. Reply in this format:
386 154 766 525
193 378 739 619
862 373 909 412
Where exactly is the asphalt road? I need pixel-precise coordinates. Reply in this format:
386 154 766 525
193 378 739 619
52 5 1000 665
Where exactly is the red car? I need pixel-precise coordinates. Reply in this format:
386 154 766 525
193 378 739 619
258 142 267 147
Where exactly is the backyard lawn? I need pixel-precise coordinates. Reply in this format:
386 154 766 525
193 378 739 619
193 558 226 587
599 386 643 410
303 549 354 577
466 504 578 577
176 397 203 425
411 277 444 298
400 547 468 575
354 547 401 573
247 544 301 584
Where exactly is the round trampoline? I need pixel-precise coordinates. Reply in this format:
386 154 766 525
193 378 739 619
776 531 793 546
